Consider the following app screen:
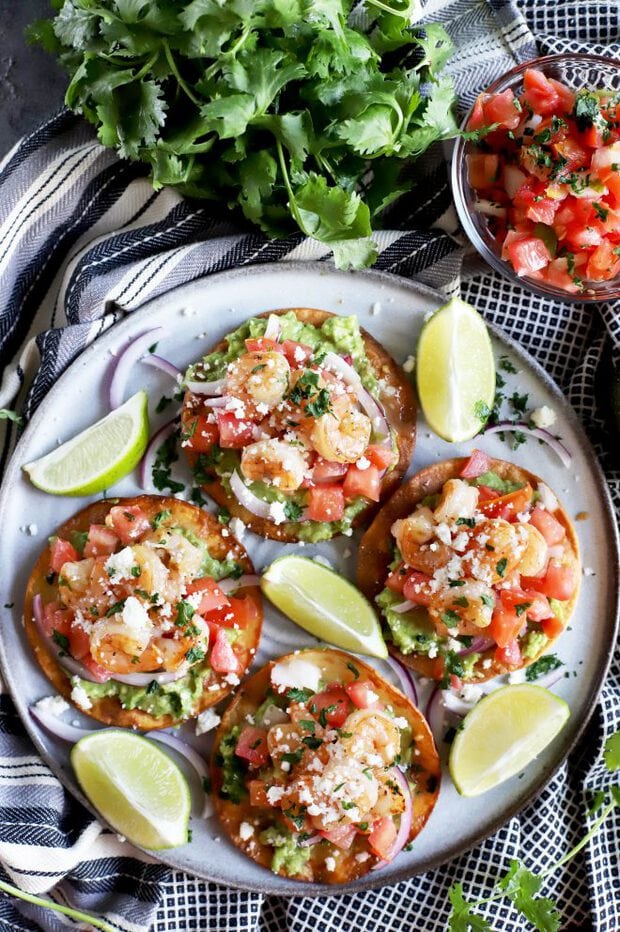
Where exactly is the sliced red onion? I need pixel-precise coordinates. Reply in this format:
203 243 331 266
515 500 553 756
109 327 164 410
30 704 94 743
299 833 322 848
263 315 282 341
145 730 211 816
218 574 260 594
184 377 227 396
531 668 565 690
458 636 495 657
371 766 413 869
391 599 415 614
385 656 418 706
322 352 390 440
229 471 272 519
200 396 228 408
142 354 182 381
483 421 571 469
111 667 189 687
442 690 476 716
140 418 177 490
474 199 507 218
424 684 445 745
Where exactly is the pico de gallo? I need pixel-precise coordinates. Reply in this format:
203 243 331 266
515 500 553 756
26 496 262 725
374 452 580 684
210 648 439 884
466 67 620 292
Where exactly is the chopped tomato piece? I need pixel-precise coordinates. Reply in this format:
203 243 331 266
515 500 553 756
494 638 522 667
507 236 552 277
526 198 558 226
248 779 271 807
386 563 408 593
522 561 576 600
216 411 257 448
477 484 501 502
548 78 575 113
307 484 345 522
368 816 397 861
108 505 151 544
586 240 620 281
459 449 492 479
468 153 500 189
228 595 259 629
185 577 230 615
365 444 397 471
83 524 119 558
343 464 381 502
244 338 284 354
309 689 351 727
591 142 620 179
68 619 91 660
210 627 240 674
235 725 269 768
487 599 523 648
403 571 433 606
450 674 462 691
478 484 532 521
483 88 521 130
522 590 553 622
467 94 487 132
41 601 72 638
541 615 565 639
528 507 565 545
281 340 313 366
345 680 380 709
551 135 589 171
500 587 552 622
522 68 562 116
80 654 112 683
184 414 218 453
49 538 78 574
320 824 357 850
310 458 348 484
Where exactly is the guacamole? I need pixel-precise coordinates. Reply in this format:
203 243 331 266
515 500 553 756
376 588 439 656
216 725 248 804
259 826 311 877
522 630 549 660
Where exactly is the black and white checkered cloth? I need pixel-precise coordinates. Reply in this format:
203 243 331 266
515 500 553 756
0 1 618 929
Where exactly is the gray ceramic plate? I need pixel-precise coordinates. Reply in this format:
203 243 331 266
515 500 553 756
0 263 617 896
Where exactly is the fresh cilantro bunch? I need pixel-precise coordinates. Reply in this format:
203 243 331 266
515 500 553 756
30 0 459 268
448 729 620 931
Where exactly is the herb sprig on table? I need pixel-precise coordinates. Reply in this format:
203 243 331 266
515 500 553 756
30 0 460 268
448 729 620 931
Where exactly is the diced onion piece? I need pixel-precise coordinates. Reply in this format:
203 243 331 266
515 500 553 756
263 315 282 341
503 165 527 199
385 656 418 706
483 421 571 469
218 575 261 594
299 833 322 848
109 328 164 410
200 397 228 408
229 471 272 519
140 418 177 490
184 378 227 396
322 352 390 440
142 355 181 381
371 766 413 869
391 599 415 614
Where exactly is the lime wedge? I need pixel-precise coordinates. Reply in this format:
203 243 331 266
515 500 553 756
449 684 570 797
416 296 495 442
71 730 190 849
23 391 149 495
261 555 388 659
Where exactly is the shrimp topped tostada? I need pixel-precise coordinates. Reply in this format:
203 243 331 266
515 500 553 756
181 308 416 542
211 648 440 884
358 452 580 684
25 496 262 729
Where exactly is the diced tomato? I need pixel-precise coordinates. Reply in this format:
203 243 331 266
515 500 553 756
228 595 259 629
541 615 565 639
41 601 72 638
579 125 606 150
365 444 397 471
565 222 605 250
526 198 558 226
368 817 397 861
345 680 380 709
320 824 357 850
184 414 218 453
249 779 271 807
210 627 240 674
521 590 553 622
477 484 501 502
216 411 257 448
522 68 562 116
467 94 487 132
500 587 552 622
281 340 313 366
244 338 284 354
545 257 581 294
528 506 566 545
459 449 492 479
49 538 78 574
403 571 433 606
307 483 345 522
309 689 351 727
494 638 522 667
551 136 589 171
386 563 408 593
468 153 500 189
108 505 151 544
487 599 523 648
507 236 552 276
185 577 230 615
235 725 269 768
68 619 91 660
478 484 532 521
522 561 576 600
483 88 522 130
548 78 575 114
343 464 381 502
310 458 348 484
591 142 620 179
450 674 462 691
83 524 119 558
586 240 620 281
80 654 112 683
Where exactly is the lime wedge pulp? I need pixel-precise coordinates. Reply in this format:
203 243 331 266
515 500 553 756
261 555 388 659
71 730 190 849
449 684 570 797
416 296 495 443
23 391 149 496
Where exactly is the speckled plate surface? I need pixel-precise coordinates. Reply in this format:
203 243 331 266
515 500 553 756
0 263 617 896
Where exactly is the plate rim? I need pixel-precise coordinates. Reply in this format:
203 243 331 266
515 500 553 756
0 261 618 897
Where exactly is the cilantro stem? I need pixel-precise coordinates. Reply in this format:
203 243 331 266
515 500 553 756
203 24 252 82
0 880 114 931
365 0 420 18
541 800 617 876
162 41 201 107
275 140 311 238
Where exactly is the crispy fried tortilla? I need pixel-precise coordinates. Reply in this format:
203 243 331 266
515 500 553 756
182 308 416 542
24 496 262 729
211 648 440 884
357 457 580 682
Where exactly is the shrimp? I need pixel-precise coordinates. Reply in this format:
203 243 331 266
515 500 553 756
308 393 371 464
515 523 548 577
394 536 452 575
462 518 522 584
429 579 495 635
288 758 380 830
240 438 309 492
434 479 479 523
145 530 204 583
226 351 290 419
391 507 438 562
371 770 407 819
340 709 401 767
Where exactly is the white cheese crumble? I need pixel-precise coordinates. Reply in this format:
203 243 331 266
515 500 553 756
104 547 139 581
402 355 415 374
36 695 70 717
120 597 153 638
268 501 287 525
271 658 321 693
266 786 285 804
356 456 371 471
507 669 527 685
530 405 557 429
370 302 382 315
325 856 337 872
70 679 93 711
195 709 221 736
239 822 255 841
459 684 483 704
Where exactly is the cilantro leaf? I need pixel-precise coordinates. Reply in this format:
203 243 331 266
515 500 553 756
604 731 620 772
447 884 492 931
499 861 561 932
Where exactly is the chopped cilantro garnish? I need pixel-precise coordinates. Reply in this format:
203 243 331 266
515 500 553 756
525 654 563 681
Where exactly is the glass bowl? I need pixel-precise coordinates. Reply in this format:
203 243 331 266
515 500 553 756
451 53 620 303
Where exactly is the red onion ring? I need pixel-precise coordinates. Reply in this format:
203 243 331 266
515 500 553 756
140 418 177 490
299 833 322 848
30 704 94 742
322 352 390 440
184 377 227 396
424 684 445 745
385 656 418 706
229 471 273 520
391 599 415 614
458 636 495 657
142 354 182 381
371 766 413 869
483 421 572 469
108 327 164 410
218 575 261 594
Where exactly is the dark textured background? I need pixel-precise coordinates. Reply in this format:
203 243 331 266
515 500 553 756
0 0 65 155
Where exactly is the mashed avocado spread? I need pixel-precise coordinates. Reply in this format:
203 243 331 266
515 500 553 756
376 588 439 656
259 826 311 876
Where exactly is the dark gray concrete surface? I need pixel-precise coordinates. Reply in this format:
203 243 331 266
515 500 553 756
0 0 66 155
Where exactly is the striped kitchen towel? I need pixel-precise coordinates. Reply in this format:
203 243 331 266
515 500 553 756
0 1 618 930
